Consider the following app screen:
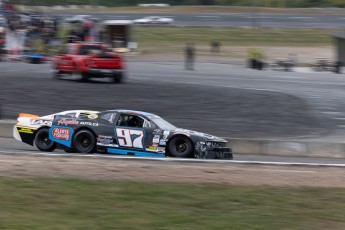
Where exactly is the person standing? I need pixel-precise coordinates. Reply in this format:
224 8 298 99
185 42 195 70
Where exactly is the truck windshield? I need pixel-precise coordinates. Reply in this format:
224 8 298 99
79 45 103 55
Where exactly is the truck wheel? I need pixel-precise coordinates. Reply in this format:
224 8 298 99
113 73 123 83
80 73 89 82
73 130 96 153
71 65 88 82
34 128 56 152
168 136 193 158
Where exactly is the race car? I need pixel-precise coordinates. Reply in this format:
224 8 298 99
52 42 125 83
46 109 233 159
13 110 99 152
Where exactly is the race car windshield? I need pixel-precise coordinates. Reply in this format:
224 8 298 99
151 117 176 130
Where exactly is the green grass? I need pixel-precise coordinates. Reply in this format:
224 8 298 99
54 26 339 60
132 27 339 56
0 177 345 229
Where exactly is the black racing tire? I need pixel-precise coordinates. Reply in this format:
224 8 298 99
168 136 193 158
73 129 96 153
34 128 57 152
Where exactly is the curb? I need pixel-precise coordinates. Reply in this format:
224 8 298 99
1 120 345 158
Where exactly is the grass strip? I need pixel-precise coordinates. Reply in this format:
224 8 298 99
134 27 339 47
0 177 344 229
132 27 339 59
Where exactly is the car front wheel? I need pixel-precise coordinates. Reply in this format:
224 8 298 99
168 136 193 158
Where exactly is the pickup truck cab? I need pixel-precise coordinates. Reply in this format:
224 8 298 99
52 42 125 83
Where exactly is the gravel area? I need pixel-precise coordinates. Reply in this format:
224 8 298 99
0 153 344 187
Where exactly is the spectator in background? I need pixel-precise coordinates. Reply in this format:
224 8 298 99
82 19 95 42
67 30 79 43
210 41 221 54
185 42 195 70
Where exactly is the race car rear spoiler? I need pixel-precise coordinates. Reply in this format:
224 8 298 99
18 113 39 118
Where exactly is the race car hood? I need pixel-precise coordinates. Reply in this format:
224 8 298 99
171 128 227 142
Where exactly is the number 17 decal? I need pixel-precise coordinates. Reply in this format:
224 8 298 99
116 128 144 148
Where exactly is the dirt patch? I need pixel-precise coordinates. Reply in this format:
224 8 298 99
1 153 344 187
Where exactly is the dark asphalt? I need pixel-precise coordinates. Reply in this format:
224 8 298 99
0 62 334 139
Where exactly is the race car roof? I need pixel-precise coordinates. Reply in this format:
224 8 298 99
105 109 157 117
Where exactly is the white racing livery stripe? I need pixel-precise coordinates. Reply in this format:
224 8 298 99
0 151 345 167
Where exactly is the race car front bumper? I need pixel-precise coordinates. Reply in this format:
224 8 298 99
194 142 233 160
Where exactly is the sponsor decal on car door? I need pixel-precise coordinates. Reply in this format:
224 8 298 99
49 126 74 147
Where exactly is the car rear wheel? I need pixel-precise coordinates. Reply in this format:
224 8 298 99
35 128 57 152
73 129 96 153
168 136 193 158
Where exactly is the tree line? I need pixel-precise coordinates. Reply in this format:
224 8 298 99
13 0 345 8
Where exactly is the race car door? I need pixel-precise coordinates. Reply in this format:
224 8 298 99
95 111 120 148
113 113 160 155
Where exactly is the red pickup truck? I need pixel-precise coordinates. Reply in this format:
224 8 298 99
52 42 125 83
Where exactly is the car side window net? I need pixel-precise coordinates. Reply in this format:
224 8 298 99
117 114 145 128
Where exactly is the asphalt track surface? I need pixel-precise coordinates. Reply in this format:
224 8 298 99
0 61 337 139
2 61 345 165
2 137 345 166
52 12 345 28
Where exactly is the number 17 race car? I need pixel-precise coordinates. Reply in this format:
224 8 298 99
13 110 233 159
